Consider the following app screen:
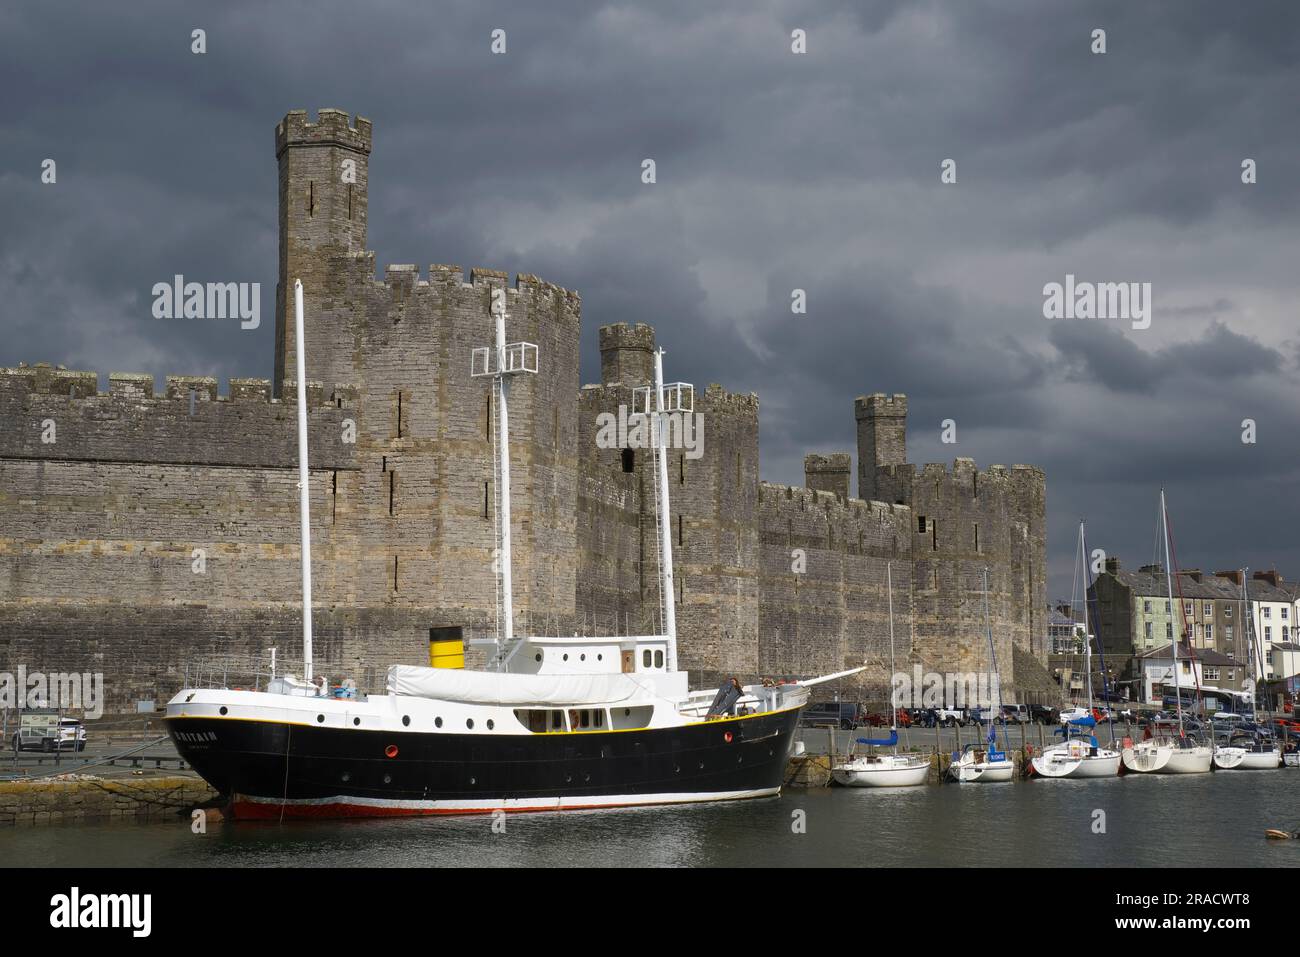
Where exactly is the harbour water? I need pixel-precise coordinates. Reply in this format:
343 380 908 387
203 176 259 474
7 768 1299 867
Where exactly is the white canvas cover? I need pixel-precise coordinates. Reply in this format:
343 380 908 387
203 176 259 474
386 665 651 707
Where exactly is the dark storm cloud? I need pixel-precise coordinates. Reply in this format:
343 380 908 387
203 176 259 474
1 0 1298 598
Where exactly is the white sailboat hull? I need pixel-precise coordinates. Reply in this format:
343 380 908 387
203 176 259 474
832 755 930 788
1285 751 1300 768
1031 742 1120 779
1215 747 1280 770
1121 742 1173 773
1212 747 1246 770
952 759 1015 783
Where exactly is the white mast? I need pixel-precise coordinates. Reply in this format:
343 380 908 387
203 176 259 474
653 348 678 671
470 293 537 667
1079 522 1093 709
294 279 313 682
494 300 514 655
887 562 896 732
1160 488 1183 735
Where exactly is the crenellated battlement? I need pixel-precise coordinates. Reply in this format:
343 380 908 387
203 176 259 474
275 108 372 158
701 382 759 414
0 366 357 410
854 392 907 420
367 261 580 307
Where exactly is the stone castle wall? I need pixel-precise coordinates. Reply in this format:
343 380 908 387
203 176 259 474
0 109 1049 710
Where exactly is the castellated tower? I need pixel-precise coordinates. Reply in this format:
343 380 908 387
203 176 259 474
599 323 656 387
856 390 1051 702
803 453 851 499
855 393 907 502
275 109 372 396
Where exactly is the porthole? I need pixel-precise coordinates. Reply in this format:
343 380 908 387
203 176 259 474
535 653 542 662
435 717 443 728
487 719 495 730
317 714 325 723
402 715 410 727
353 717 360 726
674 765 680 773
219 706 228 716
383 774 391 784
597 654 603 661
563 653 569 661
469 777 476 785
466 719 474 730
341 772 350 782
565 774 572 783
584 773 591 783
580 654 586 661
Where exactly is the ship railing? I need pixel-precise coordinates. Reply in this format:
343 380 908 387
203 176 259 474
178 655 380 700
677 682 806 719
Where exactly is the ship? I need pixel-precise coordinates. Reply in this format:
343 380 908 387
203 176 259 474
166 281 856 817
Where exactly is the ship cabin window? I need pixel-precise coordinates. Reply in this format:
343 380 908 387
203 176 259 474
643 649 652 668
654 650 664 668
513 709 563 733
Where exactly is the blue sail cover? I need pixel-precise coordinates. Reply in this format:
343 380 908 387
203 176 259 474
857 731 899 747
1067 715 1097 728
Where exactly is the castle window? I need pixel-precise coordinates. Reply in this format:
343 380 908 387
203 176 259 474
918 516 927 533
974 523 979 553
308 181 314 216
332 470 338 524
393 556 399 591
389 470 396 516
680 453 685 485
622 448 635 473
483 481 489 519
678 514 683 547
395 390 405 438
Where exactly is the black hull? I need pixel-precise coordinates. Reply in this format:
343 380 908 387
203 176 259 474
167 707 800 818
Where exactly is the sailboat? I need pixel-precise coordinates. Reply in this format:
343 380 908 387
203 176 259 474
1121 490 1212 775
165 282 859 818
949 568 1014 783
1030 521 1121 779
831 563 931 787
1213 568 1280 770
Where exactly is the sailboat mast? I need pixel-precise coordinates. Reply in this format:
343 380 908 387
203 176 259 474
888 562 896 732
981 566 997 742
494 301 515 654
1079 522 1093 710
653 349 678 670
294 279 314 682
1160 489 1183 734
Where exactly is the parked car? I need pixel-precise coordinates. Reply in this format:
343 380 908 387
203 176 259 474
1058 706 1092 724
799 702 860 731
894 708 913 728
907 708 938 728
998 705 1030 724
1028 704 1058 725
10 711 86 752
57 718 87 752
934 707 965 727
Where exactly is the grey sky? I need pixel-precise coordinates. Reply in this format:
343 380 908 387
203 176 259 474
2 0 1298 600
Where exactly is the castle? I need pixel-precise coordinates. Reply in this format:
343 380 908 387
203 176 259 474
0 109 1054 712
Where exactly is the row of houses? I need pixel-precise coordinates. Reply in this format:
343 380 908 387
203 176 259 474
1046 560 1300 709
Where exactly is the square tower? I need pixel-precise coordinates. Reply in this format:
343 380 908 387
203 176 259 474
855 393 907 502
274 109 372 395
